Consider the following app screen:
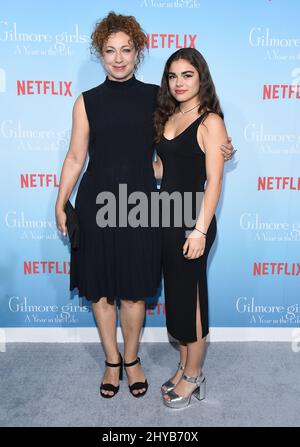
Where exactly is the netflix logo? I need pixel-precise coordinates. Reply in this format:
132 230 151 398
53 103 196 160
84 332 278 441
258 176 300 190
146 33 197 49
17 80 72 96
253 262 300 276
20 174 59 188
263 84 300 100
146 303 166 316
24 261 70 275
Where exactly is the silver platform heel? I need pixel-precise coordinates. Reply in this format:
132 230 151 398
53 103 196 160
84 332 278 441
163 372 206 409
161 362 185 394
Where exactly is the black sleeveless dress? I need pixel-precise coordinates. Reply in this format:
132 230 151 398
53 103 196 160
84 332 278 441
70 75 161 302
156 114 217 342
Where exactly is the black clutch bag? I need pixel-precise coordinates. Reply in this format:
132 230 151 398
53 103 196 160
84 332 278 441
64 200 80 249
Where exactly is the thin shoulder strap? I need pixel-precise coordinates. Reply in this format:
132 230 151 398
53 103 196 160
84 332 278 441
198 110 212 125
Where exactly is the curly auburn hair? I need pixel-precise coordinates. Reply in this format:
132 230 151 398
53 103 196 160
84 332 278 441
153 48 224 143
90 11 147 68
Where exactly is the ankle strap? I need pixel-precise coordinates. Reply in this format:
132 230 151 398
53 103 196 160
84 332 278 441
183 372 204 384
105 361 121 367
105 354 122 367
124 357 140 367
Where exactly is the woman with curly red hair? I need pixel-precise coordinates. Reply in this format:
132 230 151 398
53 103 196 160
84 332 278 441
55 12 234 400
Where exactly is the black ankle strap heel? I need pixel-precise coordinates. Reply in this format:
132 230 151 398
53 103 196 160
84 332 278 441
124 357 148 398
100 353 123 398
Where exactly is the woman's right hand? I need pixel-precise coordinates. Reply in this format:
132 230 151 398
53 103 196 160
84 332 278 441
55 206 67 237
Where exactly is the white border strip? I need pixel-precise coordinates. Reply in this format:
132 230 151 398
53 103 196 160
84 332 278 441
1 327 299 343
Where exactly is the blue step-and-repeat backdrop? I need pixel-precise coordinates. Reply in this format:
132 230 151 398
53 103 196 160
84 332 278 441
1 0 299 338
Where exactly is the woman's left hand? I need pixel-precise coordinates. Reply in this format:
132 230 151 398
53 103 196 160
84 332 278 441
221 136 237 161
182 230 206 259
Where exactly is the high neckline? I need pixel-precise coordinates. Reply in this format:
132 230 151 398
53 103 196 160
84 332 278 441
104 74 138 89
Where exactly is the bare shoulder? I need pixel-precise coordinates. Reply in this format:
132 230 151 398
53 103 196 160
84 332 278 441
197 112 227 153
200 112 225 134
72 94 88 121
73 94 84 112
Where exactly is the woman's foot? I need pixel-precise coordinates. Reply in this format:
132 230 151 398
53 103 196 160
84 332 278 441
163 370 201 402
100 354 123 398
124 357 148 397
163 371 206 408
161 363 185 394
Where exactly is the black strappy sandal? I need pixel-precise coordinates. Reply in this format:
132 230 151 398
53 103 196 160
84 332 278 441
124 356 148 398
100 353 123 398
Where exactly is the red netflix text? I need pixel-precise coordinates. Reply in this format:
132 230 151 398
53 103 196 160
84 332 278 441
20 174 59 188
24 261 70 275
258 176 300 190
146 33 197 49
263 84 300 100
17 80 72 96
253 262 300 276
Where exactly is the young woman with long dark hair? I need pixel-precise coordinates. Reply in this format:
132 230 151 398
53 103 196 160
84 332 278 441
154 48 228 408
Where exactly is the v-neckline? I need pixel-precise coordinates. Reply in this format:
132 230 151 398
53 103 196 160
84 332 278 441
162 114 204 142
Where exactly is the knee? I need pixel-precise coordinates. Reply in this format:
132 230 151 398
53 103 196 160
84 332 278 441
92 297 114 311
121 299 145 308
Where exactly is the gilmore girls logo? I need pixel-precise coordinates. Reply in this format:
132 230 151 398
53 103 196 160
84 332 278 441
5 211 59 241
0 22 88 44
244 123 300 155
1 119 70 152
8 296 89 314
239 213 300 242
1 22 88 56
249 27 300 48
8 296 89 324
249 27 300 61
236 297 300 324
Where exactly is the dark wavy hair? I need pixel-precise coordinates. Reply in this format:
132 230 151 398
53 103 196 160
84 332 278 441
154 48 224 143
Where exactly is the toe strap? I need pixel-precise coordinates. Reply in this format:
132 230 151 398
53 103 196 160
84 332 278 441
100 383 119 392
162 379 174 388
129 380 148 391
166 389 179 400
